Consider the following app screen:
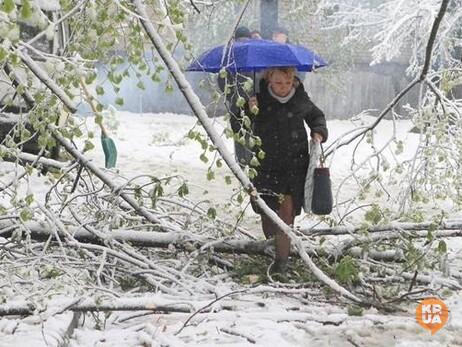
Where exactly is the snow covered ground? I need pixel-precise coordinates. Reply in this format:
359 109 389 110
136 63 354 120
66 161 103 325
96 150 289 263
1 111 461 346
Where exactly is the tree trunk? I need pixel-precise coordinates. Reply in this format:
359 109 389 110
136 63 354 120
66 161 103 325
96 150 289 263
260 0 278 39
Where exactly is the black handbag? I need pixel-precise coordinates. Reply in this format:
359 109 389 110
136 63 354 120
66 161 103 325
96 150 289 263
311 146 333 215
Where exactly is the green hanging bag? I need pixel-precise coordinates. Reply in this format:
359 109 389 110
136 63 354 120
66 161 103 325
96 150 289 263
101 126 117 169
80 79 118 169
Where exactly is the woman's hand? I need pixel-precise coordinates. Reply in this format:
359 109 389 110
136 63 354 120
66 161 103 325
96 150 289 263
249 96 259 115
311 132 323 143
248 96 258 108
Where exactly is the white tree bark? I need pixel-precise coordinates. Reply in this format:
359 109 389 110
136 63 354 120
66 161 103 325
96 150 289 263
0 297 192 316
301 220 462 236
0 145 67 170
18 50 78 113
0 219 274 255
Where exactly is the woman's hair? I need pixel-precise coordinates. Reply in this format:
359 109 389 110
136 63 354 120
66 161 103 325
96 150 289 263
264 67 296 81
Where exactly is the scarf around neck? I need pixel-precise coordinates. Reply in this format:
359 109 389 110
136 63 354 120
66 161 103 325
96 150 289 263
268 85 296 104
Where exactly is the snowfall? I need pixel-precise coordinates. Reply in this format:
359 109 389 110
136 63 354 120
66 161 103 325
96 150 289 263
0 110 461 347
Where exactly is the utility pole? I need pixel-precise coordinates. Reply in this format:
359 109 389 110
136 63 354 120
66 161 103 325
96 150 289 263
260 0 278 39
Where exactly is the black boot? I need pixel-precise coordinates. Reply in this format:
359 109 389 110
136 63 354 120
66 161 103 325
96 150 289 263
269 258 288 281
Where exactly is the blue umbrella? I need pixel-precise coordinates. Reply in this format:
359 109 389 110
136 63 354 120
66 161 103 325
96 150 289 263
186 39 327 73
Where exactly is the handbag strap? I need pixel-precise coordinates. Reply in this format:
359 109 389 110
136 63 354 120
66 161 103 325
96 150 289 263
319 143 326 168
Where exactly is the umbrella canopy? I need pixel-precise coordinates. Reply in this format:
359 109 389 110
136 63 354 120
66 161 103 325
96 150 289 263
186 39 327 73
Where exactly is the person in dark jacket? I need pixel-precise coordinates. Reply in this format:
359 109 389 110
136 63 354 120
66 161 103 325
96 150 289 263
217 26 254 167
272 26 290 43
249 67 328 276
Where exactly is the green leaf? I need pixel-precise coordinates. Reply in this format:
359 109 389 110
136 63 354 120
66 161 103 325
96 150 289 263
335 256 359 285
153 183 163 198
242 116 251 129
83 140 95 152
25 194 34 206
177 182 189 197
114 74 123 84
134 185 142 200
347 305 363 316
254 136 262 147
165 83 174 93
250 157 260 167
395 140 404 155
364 204 382 225
96 86 105 95
151 73 161 82
206 169 215 181
187 130 197 139
200 139 208 150
426 228 434 242
236 193 244 204
95 113 103 125
207 207 216 219
136 81 145 90
2 0 15 13
85 73 97 85
219 68 227 79
96 103 104 112
25 164 33 175
235 96 245 108
248 168 257 179
115 97 124 106
20 0 32 19
19 208 33 222
74 127 83 137
37 134 48 148
0 47 8 62
199 153 208 163
42 266 62 279
438 240 447 254
243 79 253 93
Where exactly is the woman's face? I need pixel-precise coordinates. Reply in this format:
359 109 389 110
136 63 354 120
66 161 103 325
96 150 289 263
268 71 294 97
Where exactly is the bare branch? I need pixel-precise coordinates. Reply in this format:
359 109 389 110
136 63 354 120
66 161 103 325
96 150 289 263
420 0 450 80
325 0 451 158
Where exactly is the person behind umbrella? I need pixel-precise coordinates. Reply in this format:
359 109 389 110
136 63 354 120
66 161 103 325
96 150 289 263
250 30 262 39
272 26 290 44
217 26 255 168
249 67 328 276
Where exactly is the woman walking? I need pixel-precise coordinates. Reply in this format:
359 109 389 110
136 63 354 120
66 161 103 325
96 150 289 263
249 67 328 276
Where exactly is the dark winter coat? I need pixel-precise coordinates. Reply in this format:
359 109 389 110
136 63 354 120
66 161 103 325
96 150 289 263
253 79 328 173
250 78 328 215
